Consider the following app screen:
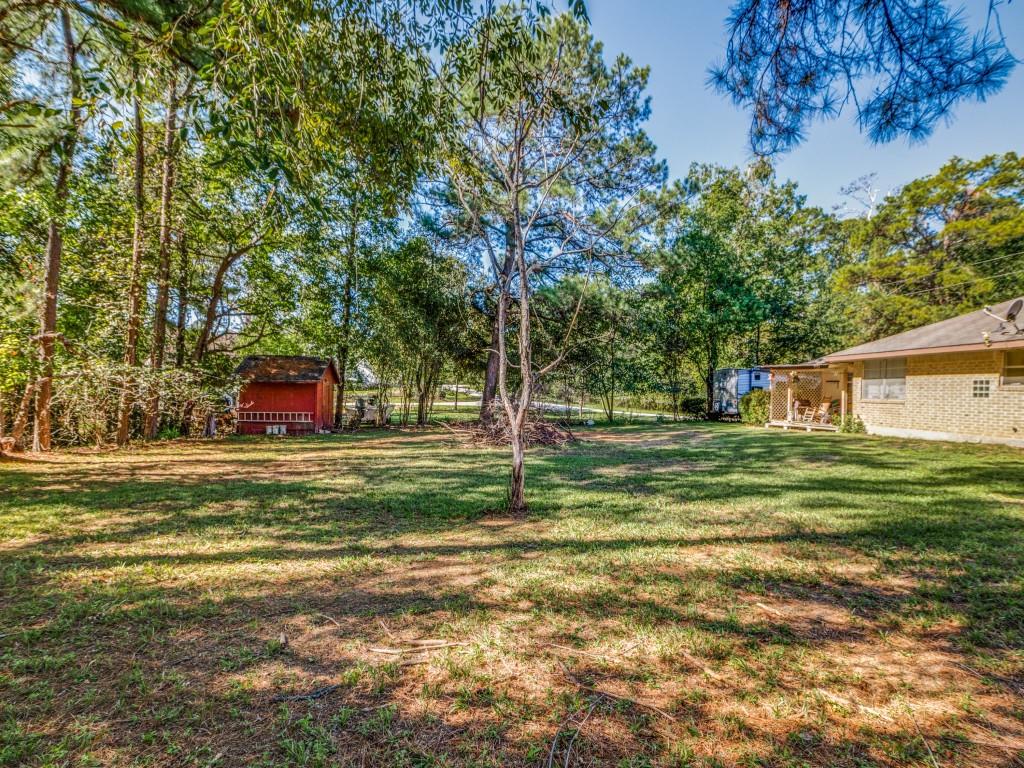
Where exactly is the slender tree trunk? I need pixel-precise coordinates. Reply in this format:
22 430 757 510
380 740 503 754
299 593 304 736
499 215 532 517
416 387 428 426
496 284 527 515
193 249 241 363
508 425 526 513
480 315 501 423
33 8 81 452
415 364 426 426
335 270 352 427
176 233 192 436
480 220 515 424
704 366 715 419
116 80 146 446
704 335 719 419
416 361 439 426
604 327 618 423
145 74 179 439
334 212 358 428
175 231 189 368
400 375 412 426
11 382 38 451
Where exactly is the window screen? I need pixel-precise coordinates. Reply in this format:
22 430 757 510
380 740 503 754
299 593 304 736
1005 350 1024 387
862 357 906 400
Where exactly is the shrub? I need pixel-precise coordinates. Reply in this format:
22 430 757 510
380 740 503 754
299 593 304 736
834 414 866 434
739 389 770 425
679 396 706 417
157 425 182 441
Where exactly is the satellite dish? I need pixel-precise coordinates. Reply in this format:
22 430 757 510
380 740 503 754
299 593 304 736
983 299 1024 336
1008 298 1023 323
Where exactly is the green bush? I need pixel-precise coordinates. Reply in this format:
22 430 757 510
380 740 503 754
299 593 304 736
834 414 866 434
157 425 182 441
679 396 706 417
739 389 770 425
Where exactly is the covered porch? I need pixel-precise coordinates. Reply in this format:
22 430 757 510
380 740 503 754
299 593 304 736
767 359 853 431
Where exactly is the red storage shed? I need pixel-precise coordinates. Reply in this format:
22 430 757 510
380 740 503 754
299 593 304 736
235 356 339 435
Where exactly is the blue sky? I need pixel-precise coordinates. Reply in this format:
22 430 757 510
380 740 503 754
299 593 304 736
586 0 1024 211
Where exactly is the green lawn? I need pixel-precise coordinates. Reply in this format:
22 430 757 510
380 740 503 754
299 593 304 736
2 423 1024 767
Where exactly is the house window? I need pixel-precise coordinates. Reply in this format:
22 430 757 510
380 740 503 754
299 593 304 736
862 357 906 400
973 380 991 398
1004 350 1024 387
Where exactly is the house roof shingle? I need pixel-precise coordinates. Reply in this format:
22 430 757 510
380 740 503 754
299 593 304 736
824 296 1024 362
235 355 339 383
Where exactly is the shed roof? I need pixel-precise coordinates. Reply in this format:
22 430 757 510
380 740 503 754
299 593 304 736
824 296 1024 361
235 355 339 383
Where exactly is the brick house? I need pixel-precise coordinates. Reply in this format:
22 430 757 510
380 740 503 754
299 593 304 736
766 296 1024 447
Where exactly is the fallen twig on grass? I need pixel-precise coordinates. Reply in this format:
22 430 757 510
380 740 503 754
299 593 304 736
953 662 1024 696
943 734 1024 752
369 641 467 655
546 701 599 768
680 649 723 681
405 639 467 647
813 688 894 722
562 698 599 768
543 642 638 664
754 602 785 617
272 684 342 702
368 647 406 655
314 613 341 626
560 663 676 722
909 708 941 768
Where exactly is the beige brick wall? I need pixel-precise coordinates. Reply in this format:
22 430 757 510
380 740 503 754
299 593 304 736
851 351 1024 442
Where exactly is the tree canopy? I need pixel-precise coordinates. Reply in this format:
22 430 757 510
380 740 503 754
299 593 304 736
2 0 1020 511
711 0 1016 154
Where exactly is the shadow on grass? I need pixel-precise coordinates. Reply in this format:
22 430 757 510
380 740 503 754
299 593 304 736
3 423 1024 765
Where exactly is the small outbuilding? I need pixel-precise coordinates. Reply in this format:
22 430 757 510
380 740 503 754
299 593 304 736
235 355 339 435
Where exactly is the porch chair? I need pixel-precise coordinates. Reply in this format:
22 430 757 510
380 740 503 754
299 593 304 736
810 402 831 424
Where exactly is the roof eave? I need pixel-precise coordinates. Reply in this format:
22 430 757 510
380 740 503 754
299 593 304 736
825 337 1024 362
766 362 829 370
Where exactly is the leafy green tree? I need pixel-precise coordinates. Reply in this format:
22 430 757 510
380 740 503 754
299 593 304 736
659 163 829 415
440 10 665 513
535 275 652 422
0 0 480 449
637 281 692 421
834 153 1024 344
364 237 474 425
